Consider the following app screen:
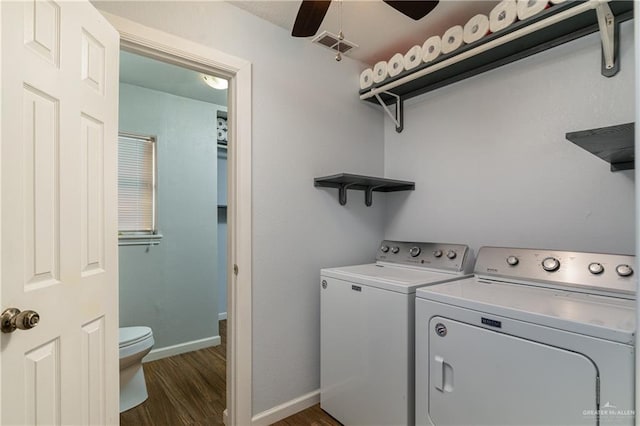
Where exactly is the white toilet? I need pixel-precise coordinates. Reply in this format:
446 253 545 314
119 326 154 412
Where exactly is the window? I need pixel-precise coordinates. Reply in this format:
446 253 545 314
118 133 159 242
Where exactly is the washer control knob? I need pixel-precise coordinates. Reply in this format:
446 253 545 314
506 256 519 266
380 245 389 253
542 257 560 272
616 264 634 277
446 250 457 259
588 262 604 275
391 246 400 254
433 250 443 258
409 246 421 257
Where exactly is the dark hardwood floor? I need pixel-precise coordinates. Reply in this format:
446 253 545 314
120 321 227 425
121 320 339 425
272 404 341 426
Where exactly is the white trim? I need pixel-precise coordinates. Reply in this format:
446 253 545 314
251 390 321 426
635 0 639 417
219 312 227 321
144 336 221 363
101 12 253 426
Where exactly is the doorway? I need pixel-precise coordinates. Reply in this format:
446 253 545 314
104 12 253 425
117 50 229 424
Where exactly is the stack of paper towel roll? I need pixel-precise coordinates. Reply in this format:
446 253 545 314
359 0 565 89
217 117 228 143
490 0 565 33
359 44 424 90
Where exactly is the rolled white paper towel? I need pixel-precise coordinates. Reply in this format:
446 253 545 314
490 0 517 33
373 61 388 83
222 122 228 131
517 0 548 21
422 36 442 63
441 25 464 55
217 117 225 129
217 129 225 141
463 14 490 44
359 68 374 89
222 130 228 142
388 53 404 77
403 45 422 70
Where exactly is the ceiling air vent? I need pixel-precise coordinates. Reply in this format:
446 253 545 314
312 31 358 55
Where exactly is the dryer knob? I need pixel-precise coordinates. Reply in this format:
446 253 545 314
506 256 519 266
446 250 457 259
380 245 390 253
616 264 634 277
391 246 400 254
409 246 421 257
542 257 560 272
588 262 604 275
433 250 443 258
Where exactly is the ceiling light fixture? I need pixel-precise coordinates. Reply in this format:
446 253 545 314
203 75 228 90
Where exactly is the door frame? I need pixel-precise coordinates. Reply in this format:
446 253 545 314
101 12 253 425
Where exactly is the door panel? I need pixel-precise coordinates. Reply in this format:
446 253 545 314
1 1 119 424
428 317 598 426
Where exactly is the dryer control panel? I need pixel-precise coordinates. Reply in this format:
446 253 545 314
474 246 636 298
377 240 472 273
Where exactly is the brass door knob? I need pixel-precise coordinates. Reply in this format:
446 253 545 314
1 308 40 333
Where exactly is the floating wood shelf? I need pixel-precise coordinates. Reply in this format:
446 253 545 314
360 0 633 132
314 173 415 206
566 122 634 171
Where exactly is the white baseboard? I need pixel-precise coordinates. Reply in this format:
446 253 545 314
251 389 320 426
218 312 227 321
143 335 221 363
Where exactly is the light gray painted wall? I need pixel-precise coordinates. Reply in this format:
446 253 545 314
384 22 635 256
96 1 386 414
118 82 221 349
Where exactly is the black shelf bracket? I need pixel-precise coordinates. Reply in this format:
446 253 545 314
365 185 385 207
338 183 356 205
373 91 404 133
314 173 415 206
595 2 620 77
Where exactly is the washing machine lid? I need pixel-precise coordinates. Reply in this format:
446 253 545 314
416 277 635 343
119 326 153 347
321 263 470 294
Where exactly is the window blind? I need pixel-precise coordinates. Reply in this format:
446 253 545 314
118 134 156 233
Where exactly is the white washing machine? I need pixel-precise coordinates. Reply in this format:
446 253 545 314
321 240 473 426
415 246 635 426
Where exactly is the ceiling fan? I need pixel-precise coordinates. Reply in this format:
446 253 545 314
292 0 440 37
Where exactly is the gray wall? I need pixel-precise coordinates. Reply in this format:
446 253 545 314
119 82 221 350
384 21 635 256
97 1 386 414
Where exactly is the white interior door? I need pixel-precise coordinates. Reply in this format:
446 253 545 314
0 1 119 424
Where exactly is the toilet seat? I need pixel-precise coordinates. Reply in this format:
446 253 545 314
119 326 153 348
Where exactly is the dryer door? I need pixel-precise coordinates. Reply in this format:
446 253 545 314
428 317 598 425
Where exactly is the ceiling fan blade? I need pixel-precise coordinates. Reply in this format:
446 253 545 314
292 0 332 37
383 0 439 20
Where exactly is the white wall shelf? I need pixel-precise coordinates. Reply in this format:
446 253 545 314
360 0 633 133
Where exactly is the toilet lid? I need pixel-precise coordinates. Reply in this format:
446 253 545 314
119 326 153 347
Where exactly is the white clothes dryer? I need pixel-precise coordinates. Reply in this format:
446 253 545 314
321 240 473 426
415 246 635 426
